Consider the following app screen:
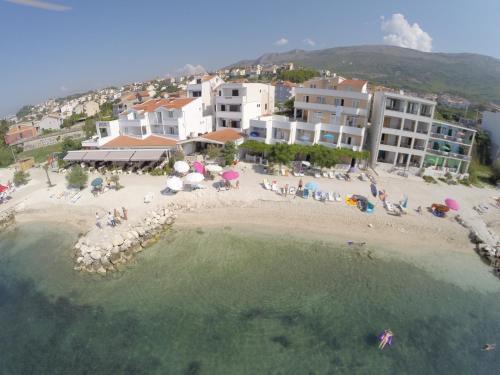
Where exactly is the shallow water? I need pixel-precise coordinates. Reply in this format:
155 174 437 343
1 224 500 374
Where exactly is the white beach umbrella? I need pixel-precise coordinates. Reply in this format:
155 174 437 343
166 176 183 191
173 160 189 174
205 164 222 173
184 172 204 184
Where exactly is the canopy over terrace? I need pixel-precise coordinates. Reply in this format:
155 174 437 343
63 150 87 161
130 150 166 162
63 149 167 163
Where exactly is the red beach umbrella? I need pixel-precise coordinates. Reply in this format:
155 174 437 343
0 184 7 193
193 161 205 174
445 198 460 211
221 170 239 181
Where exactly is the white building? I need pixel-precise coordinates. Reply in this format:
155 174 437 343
187 75 225 116
481 111 500 160
248 77 371 151
369 91 436 170
82 97 207 150
36 114 62 131
215 82 274 131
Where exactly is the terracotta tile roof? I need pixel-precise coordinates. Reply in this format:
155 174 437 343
200 129 244 143
102 135 177 149
202 75 214 82
132 98 196 112
337 79 367 91
125 91 151 101
7 124 36 134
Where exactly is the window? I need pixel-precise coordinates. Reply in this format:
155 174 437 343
265 104 268 110
352 100 360 108
141 126 147 135
220 104 226 111
257 104 260 108
313 112 322 121
310 84 316 88
218 90 221 96
192 91 201 97
406 102 419 114
156 112 162 124
221 119 226 127
420 104 432 117
346 137 352 145
304 95 309 103
232 89 239 96
168 127 176 135
317 96 326 104
229 104 240 112
168 111 173 118
99 127 108 137
335 98 344 107
448 128 453 136
196 78 201 84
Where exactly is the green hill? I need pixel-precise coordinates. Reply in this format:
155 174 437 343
230 45 500 104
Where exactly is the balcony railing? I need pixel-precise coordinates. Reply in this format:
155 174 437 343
427 148 470 160
429 132 471 144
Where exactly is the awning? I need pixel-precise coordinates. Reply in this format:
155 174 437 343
82 150 110 161
63 150 88 161
130 149 165 161
105 150 135 162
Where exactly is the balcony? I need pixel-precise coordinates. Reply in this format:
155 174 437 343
295 130 315 144
342 125 365 136
426 148 470 161
216 96 244 105
429 132 471 144
295 86 369 100
216 111 242 120
294 100 367 117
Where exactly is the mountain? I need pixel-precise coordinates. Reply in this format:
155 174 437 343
230 45 500 104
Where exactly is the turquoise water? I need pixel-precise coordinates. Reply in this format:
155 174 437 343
1 224 500 374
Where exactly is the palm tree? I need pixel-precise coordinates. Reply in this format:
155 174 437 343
43 163 54 187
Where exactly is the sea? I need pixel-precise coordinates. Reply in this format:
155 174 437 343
0 223 499 374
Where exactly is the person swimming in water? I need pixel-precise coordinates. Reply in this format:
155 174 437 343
481 343 496 351
379 329 393 350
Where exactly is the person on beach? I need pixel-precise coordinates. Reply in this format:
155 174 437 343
379 329 393 350
235 180 240 189
122 206 128 220
298 179 303 191
107 211 116 227
284 184 289 197
482 343 496 351
95 212 102 229
114 208 121 224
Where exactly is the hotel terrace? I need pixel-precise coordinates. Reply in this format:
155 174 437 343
248 76 371 151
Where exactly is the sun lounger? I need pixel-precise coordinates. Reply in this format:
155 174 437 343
314 172 321 178
144 192 154 203
322 172 329 178
70 192 82 203
359 173 368 181
302 189 310 199
314 191 323 201
271 181 278 192
263 179 272 190
328 171 335 179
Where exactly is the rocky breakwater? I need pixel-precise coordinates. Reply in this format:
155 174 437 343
0 209 15 231
73 205 180 276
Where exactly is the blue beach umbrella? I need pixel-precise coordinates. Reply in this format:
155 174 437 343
91 177 103 187
304 181 318 190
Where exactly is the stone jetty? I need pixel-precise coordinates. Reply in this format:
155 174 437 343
0 209 15 231
73 204 182 276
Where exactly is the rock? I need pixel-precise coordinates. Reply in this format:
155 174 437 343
130 230 139 239
96 266 107 275
111 246 120 254
136 227 146 236
368 223 373 228
82 255 93 266
158 217 167 225
100 256 111 268
166 217 174 225
123 239 132 248
123 232 134 241
110 252 121 264
112 235 124 247
103 242 113 252
76 256 84 264
74 242 81 250
90 251 102 260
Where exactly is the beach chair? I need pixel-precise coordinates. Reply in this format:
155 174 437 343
314 191 322 200
144 193 154 203
327 192 335 202
334 192 341 202
271 181 278 192
314 172 321 178
322 172 329 178
302 189 310 199
70 192 82 203
263 179 272 190
328 171 335 179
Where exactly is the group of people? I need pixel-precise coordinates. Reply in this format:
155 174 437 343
217 179 240 191
95 206 128 228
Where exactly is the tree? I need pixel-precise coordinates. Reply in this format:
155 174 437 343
492 159 500 184
0 147 14 167
220 141 237 166
283 97 295 113
42 163 54 187
0 119 9 146
268 143 294 166
13 170 29 186
278 69 318 83
61 137 82 153
66 165 88 189
474 131 492 165
205 144 221 160
83 117 97 138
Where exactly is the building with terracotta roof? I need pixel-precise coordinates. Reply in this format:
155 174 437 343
4 123 38 145
215 82 274 131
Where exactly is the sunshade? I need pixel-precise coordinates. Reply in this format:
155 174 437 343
63 150 87 161
432 203 449 213
445 198 460 211
130 150 165 161
0 184 8 193
221 170 239 180
193 161 205 174
166 176 183 191
205 164 222 173
82 150 110 161
304 181 318 190
184 172 204 184
301 161 311 167
105 150 134 162
91 177 103 187
173 161 189 174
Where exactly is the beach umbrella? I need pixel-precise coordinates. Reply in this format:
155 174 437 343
173 161 189 174
221 170 239 180
0 184 7 193
192 161 205 174
184 172 204 184
304 181 318 190
432 203 449 213
91 177 103 187
301 161 311 167
445 198 460 211
166 176 183 191
205 164 222 173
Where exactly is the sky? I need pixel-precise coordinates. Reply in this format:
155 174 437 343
1 0 499 117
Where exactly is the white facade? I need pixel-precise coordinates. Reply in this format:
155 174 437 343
187 75 225 118
481 111 500 161
82 98 206 148
215 83 274 131
36 115 62 131
369 91 436 170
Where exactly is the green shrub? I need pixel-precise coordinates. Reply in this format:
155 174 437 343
13 170 29 186
422 175 437 184
458 178 471 186
66 165 88 189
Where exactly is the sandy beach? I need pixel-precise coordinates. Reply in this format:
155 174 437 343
1 162 499 266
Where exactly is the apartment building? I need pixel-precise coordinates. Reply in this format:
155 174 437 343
4 122 38 145
215 82 274 131
423 120 476 174
82 97 206 149
248 76 371 151
369 91 436 170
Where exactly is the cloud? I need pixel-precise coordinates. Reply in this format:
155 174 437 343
176 64 206 76
303 38 316 47
5 0 71 11
381 13 432 52
274 37 288 46
59 85 67 92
